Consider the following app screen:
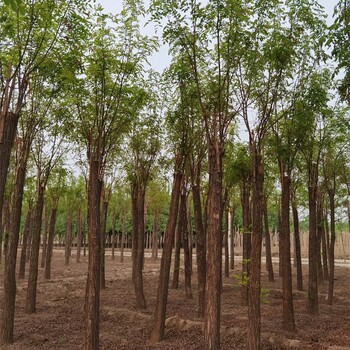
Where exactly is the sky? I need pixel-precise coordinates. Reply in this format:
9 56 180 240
97 0 338 73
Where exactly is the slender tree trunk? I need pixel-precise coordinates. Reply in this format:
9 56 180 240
18 203 33 279
0 112 20 263
327 188 336 305
307 164 319 315
65 212 73 266
150 170 183 342
76 208 82 263
316 190 324 284
45 206 58 280
152 210 159 259
181 190 193 299
280 175 295 332
241 178 251 306
263 196 274 282
247 148 263 350
40 206 49 268
25 184 45 313
192 180 206 318
230 208 235 270
291 197 303 291
85 160 102 350
321 214 329 281
224 209 229 278
0 151 28 344
3 198 10 265
111 211 117 261
100 198 108 290
204 144 223 350
171 212 182 289
121 207 126 263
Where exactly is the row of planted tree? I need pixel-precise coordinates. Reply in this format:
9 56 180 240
0 0 349 350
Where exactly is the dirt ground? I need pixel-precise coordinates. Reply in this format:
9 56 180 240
0 249 349 350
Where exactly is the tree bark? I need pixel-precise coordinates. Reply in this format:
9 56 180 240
25 184 45 313
280 175 295 332
291 197 303 291
152 210 159 260
192 181 206 317
150 169 183 342
230 208 235 270
85 160 102 350
224 209 229 278
121 207 126 263
316 191 324 284
100 197 108 290
327 188 336 305
18 203 33 279
263 196 274 282
204 143 223 350
0 147 28 344
45 206 58 280
64 212 73 266
307 163 319 315
76 207 82 263
40 206 49 268
247 147 263 350
171 211 182 289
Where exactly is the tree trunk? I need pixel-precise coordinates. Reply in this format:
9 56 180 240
152 210 159 259
45 206 58 280
0 149 28 344
230 208 235 270
85 160 102 350
241 178 251 306
307 164 319 315
121 207 126 263
192 180 206 318
132 184 147 309
204 144 223 350
18 203 33 279
280 175 295 332
224 209 229 278
263 196 274 282
171 211 182 289
316 190 324 284
291 198 303 291
327 188 336 305
180 190 193 299
247 148 263 350
64 212 73 266
150 170 183 342
100 198 108 290
0 112 20 263
76 208 82 263
25 184 45 313
111 211 117 261
40 206 49 268
321 214 329 281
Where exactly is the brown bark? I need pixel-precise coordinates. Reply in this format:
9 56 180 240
111 211 117 260
224 209 229 278
0 145 28 344
321 214 329 281
18 203 33 279
121 207 126 263
150 169 183 342
192 181 206 318
316 191 324 284
247 148 263 350
327 188 336 305
132 184 147 309
76 208 82 263
40 206 49 268
204 144 223 350
280 175 295 332
307 163 319 315
180 189 193 299
85 160 102 350
25 185 45 313
241 177 251 306
171 211 182 289
263 196 274 282
152 210 159 260
230 208 235 270
44 206 58 280
291 195 303 291
100 196 108 290
64 212 73 266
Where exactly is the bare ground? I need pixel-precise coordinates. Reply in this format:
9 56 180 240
0 249 349 350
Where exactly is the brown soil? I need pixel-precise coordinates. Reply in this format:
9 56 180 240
0 249 349 350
